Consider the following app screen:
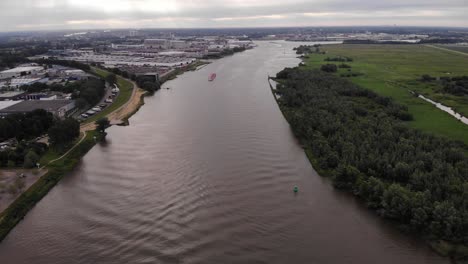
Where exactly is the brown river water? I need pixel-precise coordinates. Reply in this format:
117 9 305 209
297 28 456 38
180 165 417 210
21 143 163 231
0 41 448 264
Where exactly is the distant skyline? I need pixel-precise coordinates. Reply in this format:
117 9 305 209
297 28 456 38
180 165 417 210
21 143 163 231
0 0 467 32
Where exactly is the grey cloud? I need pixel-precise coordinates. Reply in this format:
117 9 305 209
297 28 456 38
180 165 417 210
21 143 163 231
0 0 467 31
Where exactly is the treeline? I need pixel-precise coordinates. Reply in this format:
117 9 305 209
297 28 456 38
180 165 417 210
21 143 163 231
48 118 80 151
325 56 353 62
419 38 467 44
35 58 90 72
0 118 80 168
0 109 54 142
275 68 468 246
102 67 161 94
0 119 50 168
0 109 80 167
20 82 78 94
70 78 106 109
294 45 324 55
134 75 161 94
22 78 106 109
0 44 50 69
321 64 338 73
343 40 414 45
203 47 247 59
0 141 47 168
421 75 468 96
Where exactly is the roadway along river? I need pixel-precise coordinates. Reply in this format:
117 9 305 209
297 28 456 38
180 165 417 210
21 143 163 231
0 41 448 264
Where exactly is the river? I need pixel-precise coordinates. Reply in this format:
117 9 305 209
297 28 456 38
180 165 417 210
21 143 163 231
0 41 448 264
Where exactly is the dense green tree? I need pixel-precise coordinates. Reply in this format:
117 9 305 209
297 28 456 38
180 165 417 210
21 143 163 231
48 118 80 149
320 64 338 73
23 150 39 168
275 67 468 243
95 117 110 133
105 74 117 84
0 109 54 141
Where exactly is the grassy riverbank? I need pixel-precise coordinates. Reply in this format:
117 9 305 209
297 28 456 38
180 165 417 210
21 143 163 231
273 67 468 259
303 44 468 144
0 131 102 241
160 60 210 82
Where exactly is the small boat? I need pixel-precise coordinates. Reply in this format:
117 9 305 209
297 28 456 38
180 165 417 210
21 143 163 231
209 73 216 81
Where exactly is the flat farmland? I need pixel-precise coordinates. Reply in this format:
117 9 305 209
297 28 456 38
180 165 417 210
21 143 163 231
304 44 468 144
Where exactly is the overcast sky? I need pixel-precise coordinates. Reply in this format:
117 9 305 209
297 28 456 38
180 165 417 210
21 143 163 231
0 0 467 32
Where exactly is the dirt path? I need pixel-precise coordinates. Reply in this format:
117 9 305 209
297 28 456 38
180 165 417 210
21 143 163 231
41 131 88 169
107 81 145 125
425 44 468 57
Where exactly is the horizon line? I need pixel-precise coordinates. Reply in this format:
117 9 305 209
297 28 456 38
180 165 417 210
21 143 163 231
1 25 468 35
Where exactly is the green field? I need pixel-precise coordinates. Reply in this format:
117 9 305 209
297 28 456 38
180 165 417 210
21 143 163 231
303 44 468 144
84 68 134 124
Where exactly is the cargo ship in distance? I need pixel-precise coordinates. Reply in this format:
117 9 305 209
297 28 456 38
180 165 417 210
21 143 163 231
209 73 216 81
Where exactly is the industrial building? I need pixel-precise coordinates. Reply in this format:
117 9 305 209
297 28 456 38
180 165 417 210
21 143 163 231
8 77 49 88
169 40 190 49
111 44 145 49
0 100 22 111
0 66 44 79
144 39 170 49
0 91 26 101
0 100 75 118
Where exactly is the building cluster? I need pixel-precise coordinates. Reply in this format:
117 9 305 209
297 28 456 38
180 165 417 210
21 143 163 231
0 63 90 90
0 63 91 118
31 35 255 79
0 100 75 118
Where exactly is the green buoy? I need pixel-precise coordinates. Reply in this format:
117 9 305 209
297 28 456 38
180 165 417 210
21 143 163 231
293 186 299 193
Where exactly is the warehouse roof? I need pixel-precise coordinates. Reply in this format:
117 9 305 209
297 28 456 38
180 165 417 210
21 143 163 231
0 91 26 99
0 100 74 114
0 66 43 74
0 100 22 111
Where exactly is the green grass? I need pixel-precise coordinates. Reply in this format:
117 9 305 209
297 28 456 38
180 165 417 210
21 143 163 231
84 68 134 124
304 44 468 144
38 131 87 166
38 148 61 166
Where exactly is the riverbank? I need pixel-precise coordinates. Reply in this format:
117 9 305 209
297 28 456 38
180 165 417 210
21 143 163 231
0 130 101 241
271 67 468 260
0 59 212 242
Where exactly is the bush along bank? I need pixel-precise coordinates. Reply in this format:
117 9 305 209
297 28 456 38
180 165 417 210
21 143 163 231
274 67 468 259
0 131 103 242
